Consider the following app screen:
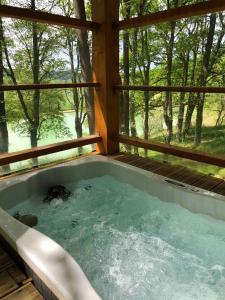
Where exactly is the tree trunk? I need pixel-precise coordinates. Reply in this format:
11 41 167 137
122 29 130 136
177 53 189 142
0 14 10 173
195 13 216 146
215 96 225 126
183 94 196 138
67 33 83 153
31 0 40 166
121 0 131 136
137 27 151 156
73 0 94 135
143 90 150 157
162 0 178 144
183 48 198 138
195 93 205 146
177 92 185 142
121 0 131 152
130 29 138 154
119 75 125 133
163 20 176 144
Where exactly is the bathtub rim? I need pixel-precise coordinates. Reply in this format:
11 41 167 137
0 154 223 203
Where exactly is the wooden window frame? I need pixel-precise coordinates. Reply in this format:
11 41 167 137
0 5 99 30
0 83 100 91
116 1 225 169
0 135 102 166
118 0 225 30
0 4 102 167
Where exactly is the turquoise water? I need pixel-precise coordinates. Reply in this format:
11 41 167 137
1 112 144 175
9 176 225 300
8 112 79 152
1 112 91 175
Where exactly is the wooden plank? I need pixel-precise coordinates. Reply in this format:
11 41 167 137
0 271 18 298
194 176 222 190
119 135 225 168
212 181 225 195
179 171 208 186
166 168 192 181
116 155 193 182
0 5 99 31
0 251 13 272
92 0 120 154
0 82 100 92
112 153 225 196
115 85 225 94
119 0 225 30
0 135 102 166
7 266 26 285
2 282 43 300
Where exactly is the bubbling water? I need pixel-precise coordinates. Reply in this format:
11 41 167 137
9 175 225 300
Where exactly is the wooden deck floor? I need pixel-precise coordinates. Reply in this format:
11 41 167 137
112 153 225 196
0 246 43 300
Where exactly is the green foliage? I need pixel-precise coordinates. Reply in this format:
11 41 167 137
2 3 77 145
119 2 225 176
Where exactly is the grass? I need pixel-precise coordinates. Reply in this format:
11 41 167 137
123 125 225 179
152 125 225 155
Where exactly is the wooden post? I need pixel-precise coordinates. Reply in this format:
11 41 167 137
92 0 120 154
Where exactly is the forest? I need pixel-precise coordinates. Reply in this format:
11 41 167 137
0 0 225 177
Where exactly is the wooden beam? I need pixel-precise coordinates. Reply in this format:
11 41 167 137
119 134 225 168
119 0 225 30
92 0 120 154
0 5 99 31
0 82 100 91
115 85 225 94
0 135 101 166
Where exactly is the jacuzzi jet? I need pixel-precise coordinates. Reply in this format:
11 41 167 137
14 212 38 227
43 185 71 203
84 184 93 191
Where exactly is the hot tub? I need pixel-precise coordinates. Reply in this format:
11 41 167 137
0 155 225 300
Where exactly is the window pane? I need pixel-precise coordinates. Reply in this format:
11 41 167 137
120 90 225 156
120 91 225 178
0 88 94 148
2 18 93 85
0 146 95 176
0 9 94 176
119 13 225 86
0 88 95 175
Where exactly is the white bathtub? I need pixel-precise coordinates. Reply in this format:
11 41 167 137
0 155 225 299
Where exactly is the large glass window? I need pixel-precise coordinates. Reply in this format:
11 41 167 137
0 12 95 175
119 10 225 178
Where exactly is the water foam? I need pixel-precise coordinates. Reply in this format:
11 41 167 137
9 175 225 299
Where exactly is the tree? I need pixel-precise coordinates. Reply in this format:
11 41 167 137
73 0 95 135
194 13 217 146
57 0 87 153
160 0 178 144
121 0 131 136
3 0 71 165
0 0 9 173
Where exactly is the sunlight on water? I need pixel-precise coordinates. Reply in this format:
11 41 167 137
9 176 225 300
